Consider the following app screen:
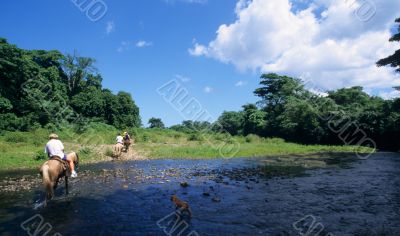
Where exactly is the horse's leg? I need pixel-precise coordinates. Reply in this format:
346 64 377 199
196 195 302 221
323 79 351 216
47 182 54 201
54 179 59 190
65 176 69 195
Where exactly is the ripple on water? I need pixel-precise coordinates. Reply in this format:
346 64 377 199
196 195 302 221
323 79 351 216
0 153 400 235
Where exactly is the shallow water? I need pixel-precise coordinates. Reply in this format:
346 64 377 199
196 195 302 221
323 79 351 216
0 153 399 236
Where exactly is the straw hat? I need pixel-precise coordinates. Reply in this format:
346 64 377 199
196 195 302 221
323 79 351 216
49 133 59 139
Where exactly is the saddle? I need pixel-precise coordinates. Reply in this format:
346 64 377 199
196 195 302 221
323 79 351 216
50 156 70 176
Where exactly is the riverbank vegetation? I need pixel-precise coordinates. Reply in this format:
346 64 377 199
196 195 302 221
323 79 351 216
0 126 370 170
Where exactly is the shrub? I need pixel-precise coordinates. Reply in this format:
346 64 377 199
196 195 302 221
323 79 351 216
129 128 139 138
0 113 22 131
245 134 262 143
34 150 47 161
226 137 238 144
265 137 285 144
32 139 42 146
140 134 150 142
44 123 57 132
150 136 160 143
173 133 182 139
104 148 113 157
214 132 232 141
4 132 28 143
188 133 204 141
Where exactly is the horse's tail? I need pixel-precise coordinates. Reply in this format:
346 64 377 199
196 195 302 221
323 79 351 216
41 164 53 200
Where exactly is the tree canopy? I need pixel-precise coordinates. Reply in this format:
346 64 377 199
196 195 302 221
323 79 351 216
0 39 141 131
214 73 400 151
148 117 165 129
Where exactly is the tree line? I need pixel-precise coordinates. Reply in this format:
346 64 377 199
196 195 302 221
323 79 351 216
216 73 399 151
165 18 400 151
162 72 398 151
0 38 141 131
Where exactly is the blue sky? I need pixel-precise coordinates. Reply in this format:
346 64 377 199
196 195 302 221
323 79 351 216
0 0 262 126
1 0 399 126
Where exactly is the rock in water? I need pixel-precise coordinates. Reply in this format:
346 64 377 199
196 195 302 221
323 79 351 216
212 197 221 202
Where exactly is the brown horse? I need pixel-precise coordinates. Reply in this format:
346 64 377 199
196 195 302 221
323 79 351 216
123 139 131 152
113 143 124 158
40 152 79 206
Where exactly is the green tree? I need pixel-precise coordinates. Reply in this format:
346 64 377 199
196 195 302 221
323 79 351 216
0 38 142 131
113 92 141 128
148 117 165 129
61 52 96 96
254 73 305 112
0 95 12 113
328 86 370 109
217 111 244 135
377 18 400 73
71 86 105 118
253 73 308 137
242 104 265 136
277 97 324 143
102 89 119 125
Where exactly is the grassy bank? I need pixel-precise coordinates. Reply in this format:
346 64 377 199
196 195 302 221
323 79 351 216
0 124 374 170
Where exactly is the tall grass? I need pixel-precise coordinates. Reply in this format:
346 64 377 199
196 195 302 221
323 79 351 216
0 125 374 170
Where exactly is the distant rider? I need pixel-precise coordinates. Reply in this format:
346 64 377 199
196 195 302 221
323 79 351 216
45 133 77 178
116 133 124 144
123 131 131 142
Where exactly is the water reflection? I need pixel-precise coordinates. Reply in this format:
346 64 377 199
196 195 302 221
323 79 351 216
1 153 399 235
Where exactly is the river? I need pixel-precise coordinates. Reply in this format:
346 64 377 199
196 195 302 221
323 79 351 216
0 152 399 235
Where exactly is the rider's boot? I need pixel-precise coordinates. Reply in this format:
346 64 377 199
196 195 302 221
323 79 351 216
71 170 78 178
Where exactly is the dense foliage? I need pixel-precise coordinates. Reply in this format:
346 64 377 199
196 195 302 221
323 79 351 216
148 117 165 129
216 73 400 151
0 39 141 131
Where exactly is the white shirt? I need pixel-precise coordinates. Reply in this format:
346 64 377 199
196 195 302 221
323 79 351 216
116 136 123 144
45 139 65 158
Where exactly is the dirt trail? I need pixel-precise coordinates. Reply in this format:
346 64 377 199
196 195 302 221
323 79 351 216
117 144 147 161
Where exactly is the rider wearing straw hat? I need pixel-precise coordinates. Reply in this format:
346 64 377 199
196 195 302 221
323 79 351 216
45 133 78 178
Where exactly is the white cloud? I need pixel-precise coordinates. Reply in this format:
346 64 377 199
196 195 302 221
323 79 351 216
117 41 131 52
235 80 247 87
117 40 153 52
136 40 153 48
189 0 400 96
204 86 213 93
379 89 400 100
188 43 208 56
106 21 115 35
175 74 191 82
